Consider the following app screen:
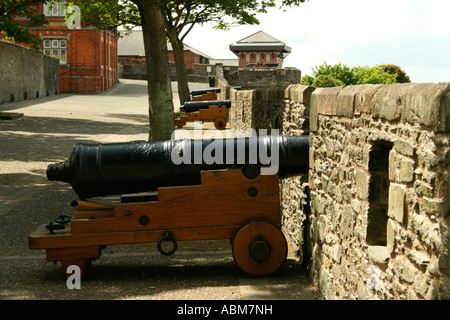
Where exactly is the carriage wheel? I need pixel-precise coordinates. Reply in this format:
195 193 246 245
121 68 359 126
214 118 226 130
232 220 287 276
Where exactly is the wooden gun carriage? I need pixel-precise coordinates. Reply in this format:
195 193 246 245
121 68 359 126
174 100 231 130
190 88 221 101
29 136 309 278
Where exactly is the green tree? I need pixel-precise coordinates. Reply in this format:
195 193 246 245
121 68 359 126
161 0 309 105
0 0 48 50
312 75 345 88
353 65 397 85
71 0 310 138
301 74 314 86
379 64 411 83
311 61 355 85
303 62 406 87
70 0 174 141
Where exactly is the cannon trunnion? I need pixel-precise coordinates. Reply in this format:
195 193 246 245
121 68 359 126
29 136 309 278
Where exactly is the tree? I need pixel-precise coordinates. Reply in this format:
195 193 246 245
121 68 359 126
312 75 345 88
161 0 309 106
0 0 48 50
302 61 405 87
379 64 411 83
133 0 174 141
301 74 314 86
309 61 356 86
70 0 174 141
72 0 309 138
353 65 397 85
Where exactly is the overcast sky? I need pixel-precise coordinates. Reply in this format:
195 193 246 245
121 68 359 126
182 0 449 83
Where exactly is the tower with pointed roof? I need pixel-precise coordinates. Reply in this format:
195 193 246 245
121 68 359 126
229 31 291 68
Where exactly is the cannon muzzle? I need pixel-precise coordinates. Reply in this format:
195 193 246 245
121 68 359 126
47 136 309 200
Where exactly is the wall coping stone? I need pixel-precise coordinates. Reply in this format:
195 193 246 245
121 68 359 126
310 83 450 133
284 84 315 105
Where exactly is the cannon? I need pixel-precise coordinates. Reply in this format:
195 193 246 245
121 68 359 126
175 100 231 130
190 88 221 101
29 136 309 278
180 100 231 113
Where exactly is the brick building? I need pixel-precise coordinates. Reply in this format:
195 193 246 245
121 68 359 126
118 30 213 70
229 30 291 68
12 1 118 93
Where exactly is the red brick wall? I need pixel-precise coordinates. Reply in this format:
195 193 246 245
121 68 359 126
30 28 118 93
168 50 204 70
238 50 283 68
15 3 120 94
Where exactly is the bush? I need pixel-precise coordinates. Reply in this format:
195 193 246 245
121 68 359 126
353 66 397 85
312 75 345 87
301 74 315 86
303 62 406 87
379 64 411 83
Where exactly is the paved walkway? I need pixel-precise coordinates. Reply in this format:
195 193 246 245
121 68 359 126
0 79 320 300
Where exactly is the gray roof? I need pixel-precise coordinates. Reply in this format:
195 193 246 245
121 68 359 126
118 30 146 56
229 30 291 57
118 30 213 59
236 30 283 43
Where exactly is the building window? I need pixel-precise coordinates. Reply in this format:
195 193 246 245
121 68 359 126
44 1 66 16
44 39 67 65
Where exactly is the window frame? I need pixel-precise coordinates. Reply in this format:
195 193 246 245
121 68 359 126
43 1 66 17
42 38 68 65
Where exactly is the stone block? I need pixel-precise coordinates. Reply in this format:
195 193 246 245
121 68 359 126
336 84 384 117
394 140 415 157
310 97 318 132
389 150 415 183
341 205 354 238
368 246 390 264
284 84 315 105
387 219 395 253
408 250 431 267
388 184 406 223
420 197 450 218
398 158 415 183
370 83 450 133
316 86 345 115
356 170 370 200
395 257 419 283
310 87 345 131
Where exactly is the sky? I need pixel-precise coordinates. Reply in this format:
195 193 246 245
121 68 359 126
181 0 449 83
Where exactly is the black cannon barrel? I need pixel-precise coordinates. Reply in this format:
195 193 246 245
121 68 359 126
180 100 231 113
47 136 309 200
190 88 221 96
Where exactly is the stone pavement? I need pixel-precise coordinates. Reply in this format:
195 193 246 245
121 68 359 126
0 79 320 300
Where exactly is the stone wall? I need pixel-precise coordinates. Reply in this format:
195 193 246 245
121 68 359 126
218 64 450 300
118 58 214 83
0 41 59 105
309 83 449 300
223 66 301 90
216 65 313 261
